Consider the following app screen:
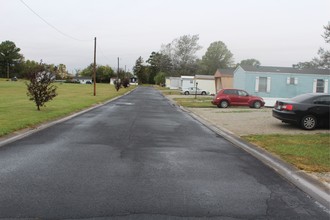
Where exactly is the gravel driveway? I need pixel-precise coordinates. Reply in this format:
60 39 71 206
188 107 330 136
166 94 330 184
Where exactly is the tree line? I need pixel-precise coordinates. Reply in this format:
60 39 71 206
1 24 328 85
134 24 330 85
0 41 128 83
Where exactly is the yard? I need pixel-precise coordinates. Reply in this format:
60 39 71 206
0 79 135 137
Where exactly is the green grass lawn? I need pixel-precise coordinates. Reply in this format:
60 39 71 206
243 134 330 172
173 97 214 108
0 79 135 137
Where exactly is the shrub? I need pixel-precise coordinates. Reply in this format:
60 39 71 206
26 64 57 111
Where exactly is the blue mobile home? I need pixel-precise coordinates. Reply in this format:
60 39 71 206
233 65 330 106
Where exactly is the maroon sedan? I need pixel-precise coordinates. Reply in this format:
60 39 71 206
212 89 265 108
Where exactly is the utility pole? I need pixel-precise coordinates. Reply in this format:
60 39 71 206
195 82 198 99
93 37 96 96
117 57 119 80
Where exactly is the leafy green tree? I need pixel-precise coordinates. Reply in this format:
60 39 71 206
315 48 330 69
292 61 318 69
239 59 261 67
147 52 172 84
147 52 172 75
55 64 68 79
97 65 115 83
154 72 166 85
133 56 148 84
161 34 202 75
16 59 39 78
200 41 233 74
0 41 24 78
80 64 114 83
26 63 57 111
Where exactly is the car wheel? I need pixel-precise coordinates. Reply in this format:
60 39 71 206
201 91 206 95
184 91 189 95
219 100 229 108
253 101 261 109
301 115 317 130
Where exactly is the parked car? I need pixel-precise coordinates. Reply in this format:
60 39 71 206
211 89 265 108
272 93 330 130
180 87 210 95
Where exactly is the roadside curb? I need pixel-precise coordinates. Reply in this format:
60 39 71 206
168 98 330 210
0 89 135 148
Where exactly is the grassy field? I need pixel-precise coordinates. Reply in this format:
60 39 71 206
0 79 135 137
243 134 330 172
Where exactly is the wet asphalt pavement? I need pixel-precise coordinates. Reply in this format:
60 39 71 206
0 86 329 219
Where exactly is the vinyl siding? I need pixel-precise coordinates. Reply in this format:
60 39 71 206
233 67 330 98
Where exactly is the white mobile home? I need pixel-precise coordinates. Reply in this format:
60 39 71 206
194 75 216 95
166 77 181 89
181 76 194 89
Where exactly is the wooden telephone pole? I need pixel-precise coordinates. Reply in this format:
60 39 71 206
93 37 96 96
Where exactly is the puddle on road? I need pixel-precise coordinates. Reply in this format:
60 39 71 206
115 102 135 106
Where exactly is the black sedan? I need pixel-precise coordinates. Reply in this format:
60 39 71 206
272 93 330 130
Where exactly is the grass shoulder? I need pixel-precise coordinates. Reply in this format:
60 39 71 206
173 97 214 108
242 134 330 173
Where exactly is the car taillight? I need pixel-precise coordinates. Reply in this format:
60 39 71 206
282 104 293 111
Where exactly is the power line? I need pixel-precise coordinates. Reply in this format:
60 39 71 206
19 0 91 42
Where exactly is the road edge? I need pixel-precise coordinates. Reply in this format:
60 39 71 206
183 106 330 210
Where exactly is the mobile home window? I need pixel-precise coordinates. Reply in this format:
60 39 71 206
316 79 325 93
258 77 267 92
289 77 295 84
287 77 298 85
255 76 271 93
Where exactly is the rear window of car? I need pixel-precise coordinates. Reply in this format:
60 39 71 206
223 90 236 95
291 94 314 102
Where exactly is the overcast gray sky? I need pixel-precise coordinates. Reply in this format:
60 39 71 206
2 0 329 73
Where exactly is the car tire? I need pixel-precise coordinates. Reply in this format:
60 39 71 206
253 101 261 109
218 100 229 108
201 91 206 95
184 91 189 95
301 115 317 130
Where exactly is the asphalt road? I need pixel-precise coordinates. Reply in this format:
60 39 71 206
0 86 328 219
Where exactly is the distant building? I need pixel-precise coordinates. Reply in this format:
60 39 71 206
214 68 234 92
181 76 194 89
75 77 92 84
130 76 138 85
194 75 216 95
165 77 181 89
233 65 330 106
